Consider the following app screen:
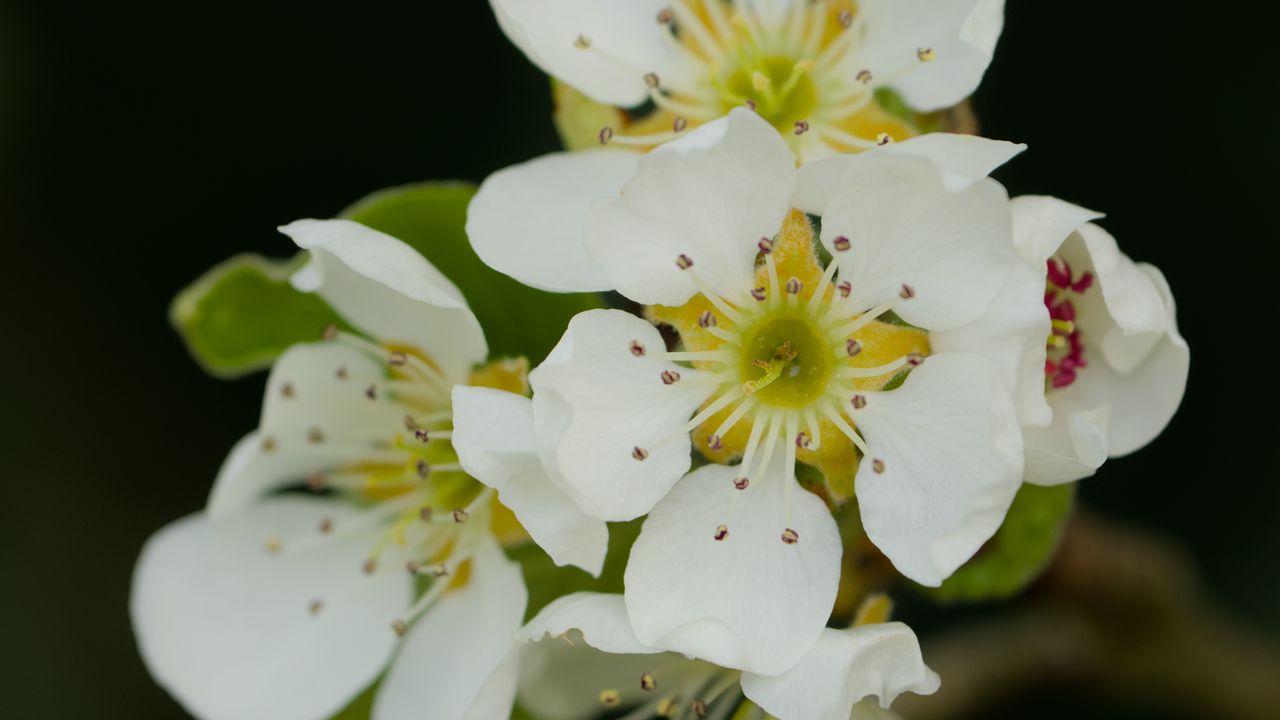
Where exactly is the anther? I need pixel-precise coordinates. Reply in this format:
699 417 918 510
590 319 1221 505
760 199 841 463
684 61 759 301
708 434 724 451
641 672 658 691
852 394 867 409
415 459 430 478
388 351 407 367
365 383 377 400
872 458 886 474
307 428 325 444
794 120 810 135
744 99 757 111
857 69 873 84
322 324 339 341
406 561 420 575
796 431 812 449
714 524 729 541
574 34 592 49
599 689 622 707
698 311 717 328
657 7 673 24
335 365 348 380
632 446 650 461
917 47 936 62
392 619 408 637
906 353 924 367
877 132 894 146
899 283 916 300
644 72 661 89
415 429 430 442
307 473 326 492
264 536 282 554
661 370 682 385
785 277 802 295
673 116 688 132
452 508 470 523
319 517 334 534
599 126 614 145
846 339 863 357
838 10 854 28
751 286 768 301
657 698 680 717
309 599 324 616
733 477 750 490
630 340 646 356
833 235 851 252
837 281 852 298
281 382 295 398
363 558 378 575
693 699 709 717
261 436 277 453
675 254 695 270
781 528 799 545
758 237 775 254
419 506 434 522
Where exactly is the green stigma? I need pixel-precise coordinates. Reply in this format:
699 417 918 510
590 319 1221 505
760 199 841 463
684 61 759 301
715 54 818 132
737 311 834 409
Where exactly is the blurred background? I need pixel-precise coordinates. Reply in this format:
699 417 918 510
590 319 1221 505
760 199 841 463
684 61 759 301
2 0 1276 718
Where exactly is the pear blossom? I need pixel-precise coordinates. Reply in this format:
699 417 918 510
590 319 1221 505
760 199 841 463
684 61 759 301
467 108 1032 673
1006 197 1189 484
491 0 1005 161
131 219 606 720
507 592 938 720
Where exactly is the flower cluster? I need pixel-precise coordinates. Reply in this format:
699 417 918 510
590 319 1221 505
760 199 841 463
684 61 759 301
132 2 1188 720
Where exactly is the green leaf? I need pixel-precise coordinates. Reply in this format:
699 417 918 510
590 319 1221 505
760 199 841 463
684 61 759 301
170 253 350 378
342 182 604 364
510 518 644 622
924 482 1075 603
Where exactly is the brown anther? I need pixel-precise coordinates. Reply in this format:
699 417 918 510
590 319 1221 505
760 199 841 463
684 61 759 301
846 339 863 357
415 459 430 478
644 72 660 89
838 9 854 28
419 506 434 522
640 672 658 691
852 394 867 410
307 473 326 492
657 7 673 24
261 436 277 453
713 524 729 541
785 277 802 295
837 280 852 298
693 699 709 717
406 561 421 575
733 477 750 490
877 132 894 146
392 619 408 636
744 99 757 111
307 428 324 444
917 47 936 62
319 517 334 534
906 352 925 367
365 383 377 400
698 311 717 328
899 283 916 300
751 286 768 301
796 431 812 449
452 508 470 523
833 235 851 252
630 340 647 356
794 120 810 135
757 237 776 254
322 324 339 341
632 446 650 461
675 253 694 270
574 34 592 49
309 599 324 616
872 458 886 474
707 434 724 451
362 558 380 575
281 382 295 398
673 116 688 132
335 365 348 379
856 69 873 84
599 126 614 145
415 429 431 442
661 370 682 385
599 689 622 707
781 528 800 544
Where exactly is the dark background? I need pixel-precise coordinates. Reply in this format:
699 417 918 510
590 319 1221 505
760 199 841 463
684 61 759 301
2 1 1275 718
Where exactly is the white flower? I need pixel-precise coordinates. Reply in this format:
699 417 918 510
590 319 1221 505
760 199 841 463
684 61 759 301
1006 197 1189 484
491 0 1005 160
467 108 1032 673
131 220 606 720
509 592 939 720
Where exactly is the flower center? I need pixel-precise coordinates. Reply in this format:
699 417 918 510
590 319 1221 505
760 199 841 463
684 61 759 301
1043 256 1095 389
716 54 818 131
737 312 833 408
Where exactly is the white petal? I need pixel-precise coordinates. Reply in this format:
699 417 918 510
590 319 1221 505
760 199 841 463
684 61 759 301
207 342 408 515
586 109 797 306
852 353 1024 586
462 649 520 720
741 624 939 720
489 0 696 107
846 0 1005 111
1023 405 1109 485
624 458 842 675
1009 195 1105 266
467 151 639 293
282 218 487 382
931 259 1052 427
1071 223 1167 371
131 497 412 720
452 386 609 575
517 592 662 656
373 535 526 720
794 134 1024 213
529 309 715 521
820 152 1017 330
